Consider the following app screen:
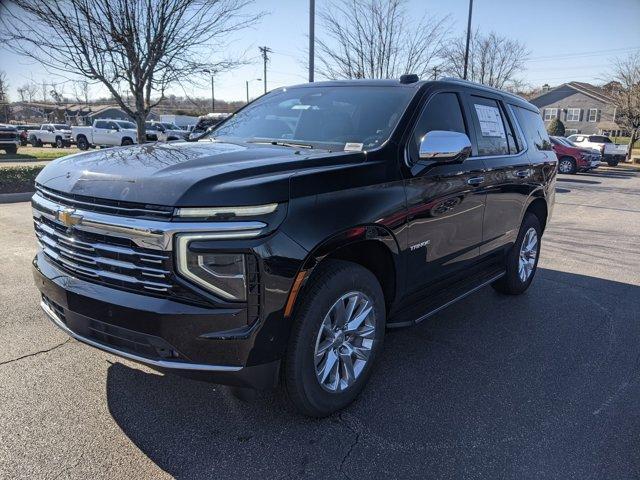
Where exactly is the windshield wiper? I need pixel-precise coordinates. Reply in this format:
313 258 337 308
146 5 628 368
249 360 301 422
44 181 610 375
249 140 314 149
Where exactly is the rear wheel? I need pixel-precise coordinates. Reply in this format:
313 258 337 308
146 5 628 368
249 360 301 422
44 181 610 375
121 137 133 146
492 212 542 295
558 156 577 174
3 144 17 155
55 137 64 148
606 158 619 167
284 260 385 417
77 136 89 150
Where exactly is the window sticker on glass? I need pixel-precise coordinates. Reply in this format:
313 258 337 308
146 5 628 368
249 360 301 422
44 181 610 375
344 142 363 151
474 104 506 138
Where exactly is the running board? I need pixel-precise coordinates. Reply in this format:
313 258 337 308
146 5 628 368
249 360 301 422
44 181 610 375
387 271 505 328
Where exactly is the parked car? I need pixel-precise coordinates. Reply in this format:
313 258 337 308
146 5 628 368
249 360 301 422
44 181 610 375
188 113 231 140
0 124 19 154
72 119 137 150
144 121 188 142
550 136 600 174
32 76 556 417
15 124 40 146
27 124 72 148
566 134 628 166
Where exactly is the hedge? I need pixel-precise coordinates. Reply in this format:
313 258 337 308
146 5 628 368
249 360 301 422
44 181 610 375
0 165 44 194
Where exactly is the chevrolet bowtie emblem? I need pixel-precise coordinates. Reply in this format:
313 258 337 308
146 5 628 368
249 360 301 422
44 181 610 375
56 207 82 228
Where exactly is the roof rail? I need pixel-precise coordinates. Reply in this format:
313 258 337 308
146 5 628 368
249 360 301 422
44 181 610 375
438 77 526 102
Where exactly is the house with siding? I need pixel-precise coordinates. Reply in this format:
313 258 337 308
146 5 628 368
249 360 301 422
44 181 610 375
529 82 626 136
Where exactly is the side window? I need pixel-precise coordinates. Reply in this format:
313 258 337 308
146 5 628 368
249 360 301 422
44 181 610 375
469 96 509 156
95 121 108 129
514 107 552 151
408 92 466 163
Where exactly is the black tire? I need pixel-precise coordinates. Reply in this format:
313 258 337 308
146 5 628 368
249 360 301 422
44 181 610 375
77 136 89 150
284 260 386 417
55 137 64 148
606 159 619 167
492 212 542 295
121 137 133 146
558 156 577 174
3 144 17 155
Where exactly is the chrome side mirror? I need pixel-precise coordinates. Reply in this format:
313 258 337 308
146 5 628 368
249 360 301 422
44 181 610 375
418 130 472 163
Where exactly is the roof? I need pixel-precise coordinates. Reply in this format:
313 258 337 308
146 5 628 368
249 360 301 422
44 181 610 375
531 81 614 104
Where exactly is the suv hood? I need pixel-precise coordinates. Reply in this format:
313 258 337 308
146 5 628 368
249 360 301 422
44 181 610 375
36 140 364 206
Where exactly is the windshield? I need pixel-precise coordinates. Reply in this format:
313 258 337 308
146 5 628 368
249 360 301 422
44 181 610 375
162 122 179 130
209 85 415 149
116 121 136 129
53 124 70 130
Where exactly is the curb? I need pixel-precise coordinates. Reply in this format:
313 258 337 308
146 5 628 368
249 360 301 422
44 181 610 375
0 191 34 204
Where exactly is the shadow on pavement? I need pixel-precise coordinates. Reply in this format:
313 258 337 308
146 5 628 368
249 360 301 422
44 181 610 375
556 177 600 185
105 268 640 480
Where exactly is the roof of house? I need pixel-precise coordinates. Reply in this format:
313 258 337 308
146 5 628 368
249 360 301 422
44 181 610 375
531 81 614 104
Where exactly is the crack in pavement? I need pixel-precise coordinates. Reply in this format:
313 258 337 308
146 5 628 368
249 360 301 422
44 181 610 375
0 338 72 367
337 413 362 480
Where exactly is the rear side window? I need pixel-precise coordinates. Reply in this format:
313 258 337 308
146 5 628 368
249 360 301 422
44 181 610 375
95 121 109 129
468 97 510 156
514 107 552 151
408 92 467 163
590 135 611 143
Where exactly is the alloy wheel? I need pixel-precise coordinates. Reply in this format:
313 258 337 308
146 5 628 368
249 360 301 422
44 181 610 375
518 227 538 282
559 159 573 174
314 291 376 393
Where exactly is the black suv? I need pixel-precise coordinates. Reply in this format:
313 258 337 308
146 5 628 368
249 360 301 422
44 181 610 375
32 77 556 416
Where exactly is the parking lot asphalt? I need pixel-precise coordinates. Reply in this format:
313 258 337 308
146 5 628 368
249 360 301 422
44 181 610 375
1 165 639 480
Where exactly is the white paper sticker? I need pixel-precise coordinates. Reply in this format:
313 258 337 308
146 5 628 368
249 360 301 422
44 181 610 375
344 142 364 152
474 104 506 138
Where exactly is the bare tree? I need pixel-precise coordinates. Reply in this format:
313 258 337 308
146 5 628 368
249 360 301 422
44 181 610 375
441 30 529 89
607 53 640 161
0 0 262 142
17 81 39 103
0 71 9 122
315 0 449 80
72 80 90 104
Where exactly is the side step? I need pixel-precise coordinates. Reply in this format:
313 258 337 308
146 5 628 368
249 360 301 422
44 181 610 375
387 269 505 328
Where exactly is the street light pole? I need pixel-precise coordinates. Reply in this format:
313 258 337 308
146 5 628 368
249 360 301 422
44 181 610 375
246 78 262 103
463 0 473 80
210 75 215 112
309 0 315 82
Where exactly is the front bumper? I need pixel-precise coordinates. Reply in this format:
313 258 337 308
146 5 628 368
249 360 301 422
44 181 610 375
33 252 281 389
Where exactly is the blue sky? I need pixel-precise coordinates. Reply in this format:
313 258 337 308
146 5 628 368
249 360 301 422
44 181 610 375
1 0 639 102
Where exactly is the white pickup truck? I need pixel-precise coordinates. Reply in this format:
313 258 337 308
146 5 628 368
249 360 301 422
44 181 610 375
72 119 138 150
567 134 629 166
27 124 73 148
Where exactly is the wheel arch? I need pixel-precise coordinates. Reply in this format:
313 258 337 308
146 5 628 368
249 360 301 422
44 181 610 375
523 195 549 232
284 225 401 319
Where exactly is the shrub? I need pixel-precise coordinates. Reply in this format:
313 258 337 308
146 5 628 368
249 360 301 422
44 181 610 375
547 118 565 136
0 165 44 194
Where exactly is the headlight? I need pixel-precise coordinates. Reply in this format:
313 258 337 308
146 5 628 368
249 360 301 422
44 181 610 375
176 234 249 301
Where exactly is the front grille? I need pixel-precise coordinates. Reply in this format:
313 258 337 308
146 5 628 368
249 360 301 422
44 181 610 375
34 213 176 294
0 131 17 140
35 185 173 220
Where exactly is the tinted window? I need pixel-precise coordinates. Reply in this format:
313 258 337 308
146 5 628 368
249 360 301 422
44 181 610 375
53 124 69 130
408 92 466 163
469 97 509 156
95 121 109 129
115 121 136 129
514 107 552 151
590 135 611 143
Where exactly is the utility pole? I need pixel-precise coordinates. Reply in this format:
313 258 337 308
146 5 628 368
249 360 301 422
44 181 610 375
463 0 473 80
432 65 440 80
309 0 315 82
203 69 216 112
258 46 272 94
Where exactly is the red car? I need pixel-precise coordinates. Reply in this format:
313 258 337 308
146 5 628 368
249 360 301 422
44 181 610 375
550 136 601 174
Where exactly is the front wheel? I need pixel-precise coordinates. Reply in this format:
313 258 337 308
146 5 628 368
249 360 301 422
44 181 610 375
492 212 542 295
284 260 385 417
55 137 64 148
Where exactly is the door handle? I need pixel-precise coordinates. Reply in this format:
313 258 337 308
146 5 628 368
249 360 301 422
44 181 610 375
467 176 485 186
515 169 530 178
